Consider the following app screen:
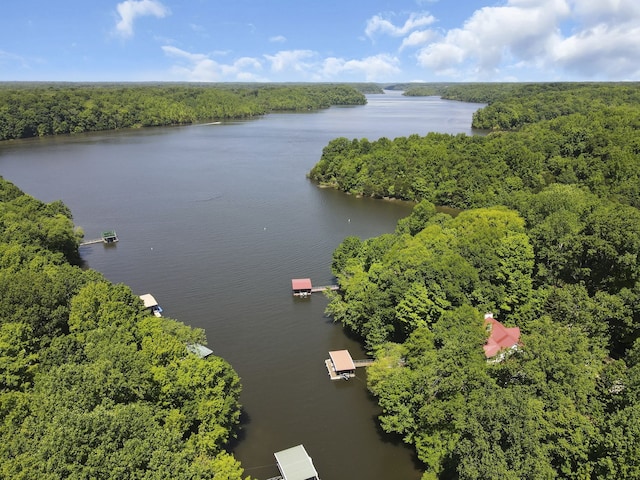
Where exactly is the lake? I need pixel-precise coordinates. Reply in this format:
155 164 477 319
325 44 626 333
0 91 482 480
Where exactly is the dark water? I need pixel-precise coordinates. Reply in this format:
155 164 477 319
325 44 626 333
0 91 481 480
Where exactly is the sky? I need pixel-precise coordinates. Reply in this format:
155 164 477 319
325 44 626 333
1 0 639 83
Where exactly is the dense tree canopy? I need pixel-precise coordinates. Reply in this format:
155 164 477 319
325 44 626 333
321 83 640 479
0 177 248 479
3 81 640 479
0 83 367 140
309 83 640 210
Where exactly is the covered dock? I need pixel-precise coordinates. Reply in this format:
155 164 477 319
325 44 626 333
273 444 319 480
79 229 119 246
326 349 356 380
325 349 375 380
101 230 118 243
291 278 313 297
139 293 163 317
291 278 338 296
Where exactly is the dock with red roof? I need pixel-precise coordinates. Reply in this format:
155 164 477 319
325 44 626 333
291 278 338 296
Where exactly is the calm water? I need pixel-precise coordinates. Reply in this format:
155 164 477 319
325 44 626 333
0 91 481 480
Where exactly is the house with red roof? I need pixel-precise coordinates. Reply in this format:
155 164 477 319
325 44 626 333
483 313 521 360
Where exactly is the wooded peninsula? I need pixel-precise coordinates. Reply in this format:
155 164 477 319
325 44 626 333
0 83 372 140
1 82 640 479
312 82 640 479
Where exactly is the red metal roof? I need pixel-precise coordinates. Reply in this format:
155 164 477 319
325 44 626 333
483 316 521 358
329 350 356 372
291 278 312 290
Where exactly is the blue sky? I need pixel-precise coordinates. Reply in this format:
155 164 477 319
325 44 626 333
1 0 639 83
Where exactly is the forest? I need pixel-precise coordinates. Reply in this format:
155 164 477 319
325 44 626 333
2 81 639 479
309 83 640 209
0 83 368 140
316 83 640 479
0 178 248 479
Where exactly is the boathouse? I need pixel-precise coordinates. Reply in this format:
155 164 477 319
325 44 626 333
483 313 521 360
101 230 118 243
291 278 312 297
273 444 319 480
139 294 163 317
327 350 356 379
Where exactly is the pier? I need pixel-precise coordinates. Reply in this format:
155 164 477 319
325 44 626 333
310 285 339 293
79 238 104 246
353 359 375 368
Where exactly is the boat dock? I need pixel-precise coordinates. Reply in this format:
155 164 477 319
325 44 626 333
292 278 338 296
272 444 319 480
139 293 163 317
80 230 119 246
325 350 374 380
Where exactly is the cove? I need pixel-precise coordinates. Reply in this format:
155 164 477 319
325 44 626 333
0 91 482 480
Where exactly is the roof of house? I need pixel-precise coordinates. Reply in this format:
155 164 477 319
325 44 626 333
291 278 312 290
139 293 158 308
274 444 319 480
329 349 356 372
483 315 521 358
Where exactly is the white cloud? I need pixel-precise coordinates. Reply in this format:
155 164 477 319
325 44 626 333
551 22 640 78
161 45 399 82
571 0 640 26
264 50 316 73
161 46 265 81
400 30 435 51
162 45 207 63
420 0 568 74
269 35 287 43
321 54 401 81
417 42 467 77
115 0 170 38
410 0 640 80
261 49 400 82
365 12 435 39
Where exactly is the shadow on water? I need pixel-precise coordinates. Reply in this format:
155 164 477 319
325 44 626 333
370 411 426 472
228 408 251 451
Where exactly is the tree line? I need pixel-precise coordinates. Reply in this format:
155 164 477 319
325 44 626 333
0 83 367 140
318 83 640 479
309 83 640 209
0 177 249 479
